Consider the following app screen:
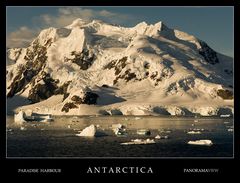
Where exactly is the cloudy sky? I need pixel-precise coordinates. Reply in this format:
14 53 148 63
6 6 234 57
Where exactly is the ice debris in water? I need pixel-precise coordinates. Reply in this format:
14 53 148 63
20 126 26 131
187 131 202 134
137 129 151 135
187 140 213 146
155 135 169 139
121 138 156 145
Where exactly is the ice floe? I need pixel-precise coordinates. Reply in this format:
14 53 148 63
187 131 202 134
155 135 169 139
137 129 151 135
187 140 213 146
121 138 156 145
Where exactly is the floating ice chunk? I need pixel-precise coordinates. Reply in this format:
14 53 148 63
159 129 172 133
20 126 26 131
121 138 156 145
187 131 202 134
7 128 13 132
14 111 26 125
227 128 233 132
76 124 96 137
223 121 230 124
112 123 127 136
187 140 213 146
155 135 161 139
137 129 151 135
220 114 231 117
155 135 168 139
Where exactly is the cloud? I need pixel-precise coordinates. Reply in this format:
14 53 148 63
6 26 39 48
36 7 133 28
7 7 135 48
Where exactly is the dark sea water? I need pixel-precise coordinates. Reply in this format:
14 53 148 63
6 116 233 158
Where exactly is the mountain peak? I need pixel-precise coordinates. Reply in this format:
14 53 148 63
67 18 87 28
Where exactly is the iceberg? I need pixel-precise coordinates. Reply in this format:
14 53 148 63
121 138 156 145
14 111 26 124
187 140 213 146
155 135 168 139
137 129 151 135
187 131 202 134
112 124 127 136
76 124 96 137
220 114 231 117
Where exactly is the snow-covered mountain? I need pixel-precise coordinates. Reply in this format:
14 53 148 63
6 19 234 116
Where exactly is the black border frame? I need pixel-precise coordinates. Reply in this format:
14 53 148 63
1 0 239 179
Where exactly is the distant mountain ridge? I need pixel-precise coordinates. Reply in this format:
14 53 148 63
6 19 233 116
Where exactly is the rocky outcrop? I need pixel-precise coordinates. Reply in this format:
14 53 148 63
64 49 95 70
61 91 99 113
217 89 233 100
61 102 78 112
199 41 219 64
7 41 48 98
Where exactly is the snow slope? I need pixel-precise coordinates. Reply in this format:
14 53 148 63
6 19 234 116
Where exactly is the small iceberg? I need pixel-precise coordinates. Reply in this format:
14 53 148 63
76 125 96 137
220 114 231 118
159 129 172 133
20 126 26 131
137 129 151 135
155 135 168 139
112 124 127 136
14 111 27 125
121 138 156 145
223 121 230 124
14 111 53 123
187 140 213 146
187 131 202 134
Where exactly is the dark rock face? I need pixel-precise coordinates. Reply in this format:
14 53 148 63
103 56 128 75
61 102 78 112
103 60 117 70
71 95 82 104
101 84 109 88
114 56 128 75
28 72 59 103
7 40 48 98
82 92 99 104
217 89 233 100
199 41 219 65
54 81 71 101
64 49 95 70
113 69 137 85
61 91 99 113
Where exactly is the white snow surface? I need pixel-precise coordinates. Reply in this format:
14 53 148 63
6 19 233 116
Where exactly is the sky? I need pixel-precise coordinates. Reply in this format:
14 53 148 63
6 6 234 57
